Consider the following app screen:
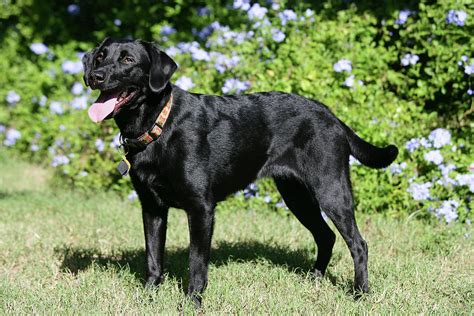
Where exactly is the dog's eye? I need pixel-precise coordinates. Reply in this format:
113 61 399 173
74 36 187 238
96 52 104 63
122 56 135 64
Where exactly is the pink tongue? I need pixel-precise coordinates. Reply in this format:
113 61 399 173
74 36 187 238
88 92 119 123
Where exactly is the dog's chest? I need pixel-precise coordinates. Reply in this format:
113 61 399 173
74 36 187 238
128 153 189 208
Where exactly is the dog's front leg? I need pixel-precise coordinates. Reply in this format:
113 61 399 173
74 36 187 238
142 206 169 287
187 206 215 308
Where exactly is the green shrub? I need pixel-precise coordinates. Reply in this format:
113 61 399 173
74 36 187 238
0 0 472 223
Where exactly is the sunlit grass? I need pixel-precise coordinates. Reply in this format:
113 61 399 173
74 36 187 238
0 153 472 314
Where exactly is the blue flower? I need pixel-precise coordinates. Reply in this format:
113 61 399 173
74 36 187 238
389 162 407 174
78 171 88 177
395 10 412 25
0 125 5 133
446 10 467 26
333 59 352 73
51 155 70 167
175 76 195 91
67 4 80 15
196 22 222 40
433 200 459 223
279 9 297 26
407 182 432 201
439 163 455 177
197 7 210 16
71 82 84 95
33 95 48 107
161 25 176 36
428 128 451 148
30 144 40 152
114 19 122 26
110 133 121 149
128 191 138 201
468 88 474 95
456 173 474 192
76 52 86 60
62 60 83 74
233 0 250 10
343 75 357 88
176 41 199 53
253 18 271 29
243 183 258 199
349 155 360 165
271 28 285 42
275 200 288 209
50 101 64 115
210 27 252 46
248 3 268 20
67 4 81 15
424 150 443 165
305 9 315 17
54 138 65 148
263 195 272 203
405 138 421 153
4 129 21 146
30 43 49 55
437 164 456 186
301 9 315 22
6 90 20 105
211 53 240 73
95 139 105 152
464 63 474 75
190 46 210 61
401 53 419 66
165 46 180 57
222 78 250 94
419 137 431 148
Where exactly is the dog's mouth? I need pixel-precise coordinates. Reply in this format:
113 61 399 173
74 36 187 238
88 87 138 123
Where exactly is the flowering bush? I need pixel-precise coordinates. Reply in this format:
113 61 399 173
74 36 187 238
0 0 472 224
384 128 472 223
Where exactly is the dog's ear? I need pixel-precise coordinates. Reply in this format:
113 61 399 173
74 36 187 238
141 41 178 94
82 37 112 86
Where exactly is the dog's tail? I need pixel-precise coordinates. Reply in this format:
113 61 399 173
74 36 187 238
343 123 398 169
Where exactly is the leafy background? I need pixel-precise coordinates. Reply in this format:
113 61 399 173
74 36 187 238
0 0 472 224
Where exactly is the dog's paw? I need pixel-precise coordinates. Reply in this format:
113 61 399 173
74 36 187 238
309 269 324 279
145 275 164 288
353 283 369 300
191 295 202 309
186 292 203 309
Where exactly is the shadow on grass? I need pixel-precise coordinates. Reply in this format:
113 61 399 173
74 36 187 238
0 190 34 199
56 240 342 290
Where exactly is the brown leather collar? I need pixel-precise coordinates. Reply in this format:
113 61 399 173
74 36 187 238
120 94 173 151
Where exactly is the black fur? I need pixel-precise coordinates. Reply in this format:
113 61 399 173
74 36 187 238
83 39 398 307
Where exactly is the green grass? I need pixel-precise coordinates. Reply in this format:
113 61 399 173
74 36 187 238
0 153 472 314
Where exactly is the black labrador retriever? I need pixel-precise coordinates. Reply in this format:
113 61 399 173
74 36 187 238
82 38 398 306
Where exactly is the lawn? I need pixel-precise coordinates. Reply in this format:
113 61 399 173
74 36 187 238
0 153 472 314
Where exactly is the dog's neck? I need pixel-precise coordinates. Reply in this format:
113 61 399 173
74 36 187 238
114 85 173 139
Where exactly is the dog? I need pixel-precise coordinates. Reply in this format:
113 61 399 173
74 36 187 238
82 38 398 307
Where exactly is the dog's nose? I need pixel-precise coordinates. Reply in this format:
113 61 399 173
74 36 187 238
93 70 105 82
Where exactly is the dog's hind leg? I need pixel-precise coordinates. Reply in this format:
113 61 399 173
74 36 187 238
275 177 336 278
312 170 369 294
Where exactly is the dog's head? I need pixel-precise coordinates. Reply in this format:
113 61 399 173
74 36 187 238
82 38 177 123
